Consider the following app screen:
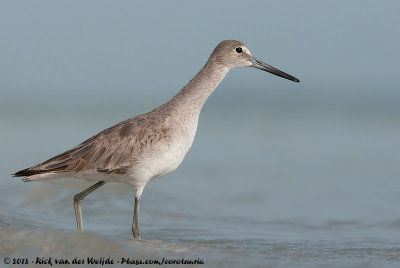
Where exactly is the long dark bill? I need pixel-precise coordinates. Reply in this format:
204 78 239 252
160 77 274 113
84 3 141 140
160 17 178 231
250 57 299 82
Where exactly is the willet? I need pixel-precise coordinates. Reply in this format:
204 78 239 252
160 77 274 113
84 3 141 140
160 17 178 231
13 40 299 239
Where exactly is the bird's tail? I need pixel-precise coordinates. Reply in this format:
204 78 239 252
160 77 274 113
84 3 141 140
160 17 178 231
13 167 67 182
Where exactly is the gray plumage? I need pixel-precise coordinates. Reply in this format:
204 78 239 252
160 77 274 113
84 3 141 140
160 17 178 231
13 40 299 238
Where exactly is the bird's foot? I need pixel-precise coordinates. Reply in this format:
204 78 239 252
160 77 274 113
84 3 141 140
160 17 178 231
132 226 141 239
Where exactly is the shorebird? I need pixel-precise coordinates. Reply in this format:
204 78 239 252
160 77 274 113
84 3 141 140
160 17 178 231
13 40 299 239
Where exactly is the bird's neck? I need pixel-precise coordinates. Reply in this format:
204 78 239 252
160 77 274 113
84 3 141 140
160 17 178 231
161 60 229 117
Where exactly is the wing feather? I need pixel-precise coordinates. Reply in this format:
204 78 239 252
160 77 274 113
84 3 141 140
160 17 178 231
13 114 171 178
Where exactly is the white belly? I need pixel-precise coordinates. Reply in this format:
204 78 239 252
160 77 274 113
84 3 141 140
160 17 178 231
133 117 198 181
146 144 188 179
128 136 193 183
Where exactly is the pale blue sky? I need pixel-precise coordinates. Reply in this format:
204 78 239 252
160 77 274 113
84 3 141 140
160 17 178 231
1 0 399 118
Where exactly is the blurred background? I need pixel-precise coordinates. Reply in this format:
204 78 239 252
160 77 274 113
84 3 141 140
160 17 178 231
1 1 400 267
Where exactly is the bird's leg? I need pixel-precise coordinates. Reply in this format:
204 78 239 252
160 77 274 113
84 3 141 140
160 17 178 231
132 196 142 239
73 181 106 231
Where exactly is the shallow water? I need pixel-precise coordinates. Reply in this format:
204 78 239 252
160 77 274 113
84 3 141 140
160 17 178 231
1 93 400 267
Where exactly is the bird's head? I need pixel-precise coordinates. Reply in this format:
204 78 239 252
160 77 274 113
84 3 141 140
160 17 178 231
210 40 299 82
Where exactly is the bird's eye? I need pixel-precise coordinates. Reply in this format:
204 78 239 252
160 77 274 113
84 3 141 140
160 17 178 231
235 47 242 53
